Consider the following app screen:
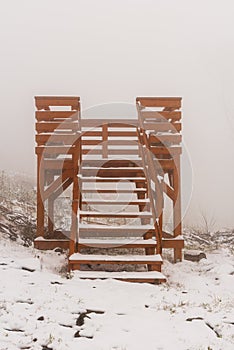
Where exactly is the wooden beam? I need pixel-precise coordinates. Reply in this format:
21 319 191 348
36 111 78 121
35 96 80 110
141 111 181 121
136 97 182 109
149 134 182 145
37 153 45 237
163 182 175 200
36 133 78 145
43 170 73 201
36 122 78 133
36 146 78 155
143 122 181 132
81 119 138 127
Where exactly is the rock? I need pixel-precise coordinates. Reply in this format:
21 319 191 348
74 330 93 339
184 250 206 262
37 316 44 321
86 309 105 315
76 312 90 326
186 317 203 322
22 266 35 272
54 247 63 253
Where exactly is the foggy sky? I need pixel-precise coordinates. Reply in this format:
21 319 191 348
0 0 234 229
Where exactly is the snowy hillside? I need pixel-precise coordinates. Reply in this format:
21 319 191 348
0 172 234 349
0 233 233 350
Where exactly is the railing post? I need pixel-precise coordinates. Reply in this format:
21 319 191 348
102 124 108 158
37 153 45 238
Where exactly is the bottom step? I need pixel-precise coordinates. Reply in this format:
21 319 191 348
73 270 166 283
69 253 162 265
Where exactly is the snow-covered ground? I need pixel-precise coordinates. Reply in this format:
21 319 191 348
0 234 233 350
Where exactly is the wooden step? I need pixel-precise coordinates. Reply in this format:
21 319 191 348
80 167 145 177
34 237 70 250
78 238 156 249
79 224 155 237
162 235 184 249
82 199 149 205
69 253 162 265
81 167 144 177
33 236 184 250
81 159 143 168
80 211 152 218
72 270 166 283
79 176 146 183
81 188 147 194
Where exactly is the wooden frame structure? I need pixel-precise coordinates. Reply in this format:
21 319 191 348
34 96 184 283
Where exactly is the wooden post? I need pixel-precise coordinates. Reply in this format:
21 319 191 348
173 155 182 262
70 150 79 256
47 172 54 233
37 153 45 237
102 124 108 158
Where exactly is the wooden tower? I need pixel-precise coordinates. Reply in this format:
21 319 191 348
34 96 184 283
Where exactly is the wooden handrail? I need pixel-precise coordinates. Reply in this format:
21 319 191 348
136 103 164 254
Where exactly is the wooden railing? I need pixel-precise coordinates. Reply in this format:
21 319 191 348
34 96 81 254
136 104 164 254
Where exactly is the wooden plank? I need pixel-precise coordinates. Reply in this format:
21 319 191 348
143 122 181 132
36 111 79 121
141 111 181 121
81 188 147 193
36 146 78 155
43 159 74 170
36 133 79 145
80 176 146 183
68 270 166 283
69 253 162 264
35 96 80 110
163 182 175 200
81 119 138 127
149 134 182 145
81 131 137 137
36 122 78 133
162 236 184 249
156 159 175 171
81 139 138 146
78 238 156 249
43 169 72 201
151 146 182 156
53 177 73 199
80 211 152 218
82 199 149 205
82 149 139 155
81 159 142 167
79 224 154 236
81 167 144 177
136 97 182 109
34 238 70 250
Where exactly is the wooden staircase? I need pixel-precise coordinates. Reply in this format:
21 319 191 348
34 96 184 283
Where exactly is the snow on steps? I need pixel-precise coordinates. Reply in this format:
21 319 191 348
69 253 163 274
78 237 156 248
69 253 162 263
79 224 155 237
80 211 152 218
73 270 167 283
